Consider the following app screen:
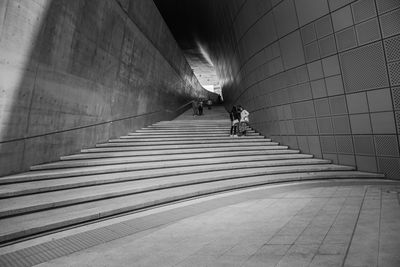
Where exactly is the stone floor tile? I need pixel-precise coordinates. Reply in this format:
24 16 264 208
174 254 218 267
275 244 319 267
7 183 399 267
296 234 325 244
267 235 298 245
378 252 400 267
318 243 347 255
309 254 344 267
242 255 284 267
214 255 249 267
222 241 264 257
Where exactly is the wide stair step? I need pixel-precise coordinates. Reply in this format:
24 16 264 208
13 157 326 182
60 149 300 160
30 153 312 170
0 170 384 243
118 135 267 140
0 106 385 244
81 145 290 153
94 141 279 148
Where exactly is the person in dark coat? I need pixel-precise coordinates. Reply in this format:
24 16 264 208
229 106 240 137
192 100 198 116
198 100 203 115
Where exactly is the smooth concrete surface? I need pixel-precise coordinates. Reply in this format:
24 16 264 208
1 180 398 267
175 0 400 179
0 0 214 176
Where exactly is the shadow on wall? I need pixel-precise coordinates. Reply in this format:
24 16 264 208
0 0 214 176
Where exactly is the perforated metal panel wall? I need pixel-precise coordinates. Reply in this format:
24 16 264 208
352 0 376 23
375 135 400 156
341 42 389 92
388 62 400 86
212 0 400 178
385 35 400 62
336 27 357 51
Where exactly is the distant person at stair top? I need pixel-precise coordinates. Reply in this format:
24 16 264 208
237 105 249 137
229 105 240 137
198 100 204 115
206 98 212 109
192 100 198 116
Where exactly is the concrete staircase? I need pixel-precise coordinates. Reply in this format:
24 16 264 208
0 106 384 244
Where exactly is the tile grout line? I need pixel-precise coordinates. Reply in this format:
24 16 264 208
256 193 331 266
308 186 348 264
377 185 383 267
340 185 368 267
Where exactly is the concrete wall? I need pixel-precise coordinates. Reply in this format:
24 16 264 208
0 0 212 176
208 0 400 178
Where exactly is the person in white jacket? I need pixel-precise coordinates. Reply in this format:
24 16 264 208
238 105 249 136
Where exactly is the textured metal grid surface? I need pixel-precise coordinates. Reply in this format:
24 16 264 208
280 31 306 70
287 135 299 148
341 41 389 92
391 87 400 110
374 135 400 156
304 42 320 62
315 98 331 116
295 0 330 26
370 111 396 134
354 135 376 155
384 35 400 62
395 111 400 131
332 5 354 32
322 55 341 76
319 34 337 58
388 61 400 86
328 0 354 11
355 18 381 45
329 95 348 115
332 115 351 134
295 65 309 83
307 135 322 156
291 101 315 119
301 23 317 45
336 27 358 52
380 8 400 38
338 154 356 166
366 88 393 112
311 79 328 99
297 135 310 153
356 155 378 172
273 0 299 37
322 153 339 164
291 83 313 102
346 92 369 113
308 60 324 80
326 75 345 96
315 15 334 38
377 157 400 178
317 117 334 134
305 118 319 134
336 135 354 154
352 0 377 23
376 0 400 14
320 135 337 153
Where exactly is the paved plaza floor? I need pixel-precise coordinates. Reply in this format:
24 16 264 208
2 180 397 267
